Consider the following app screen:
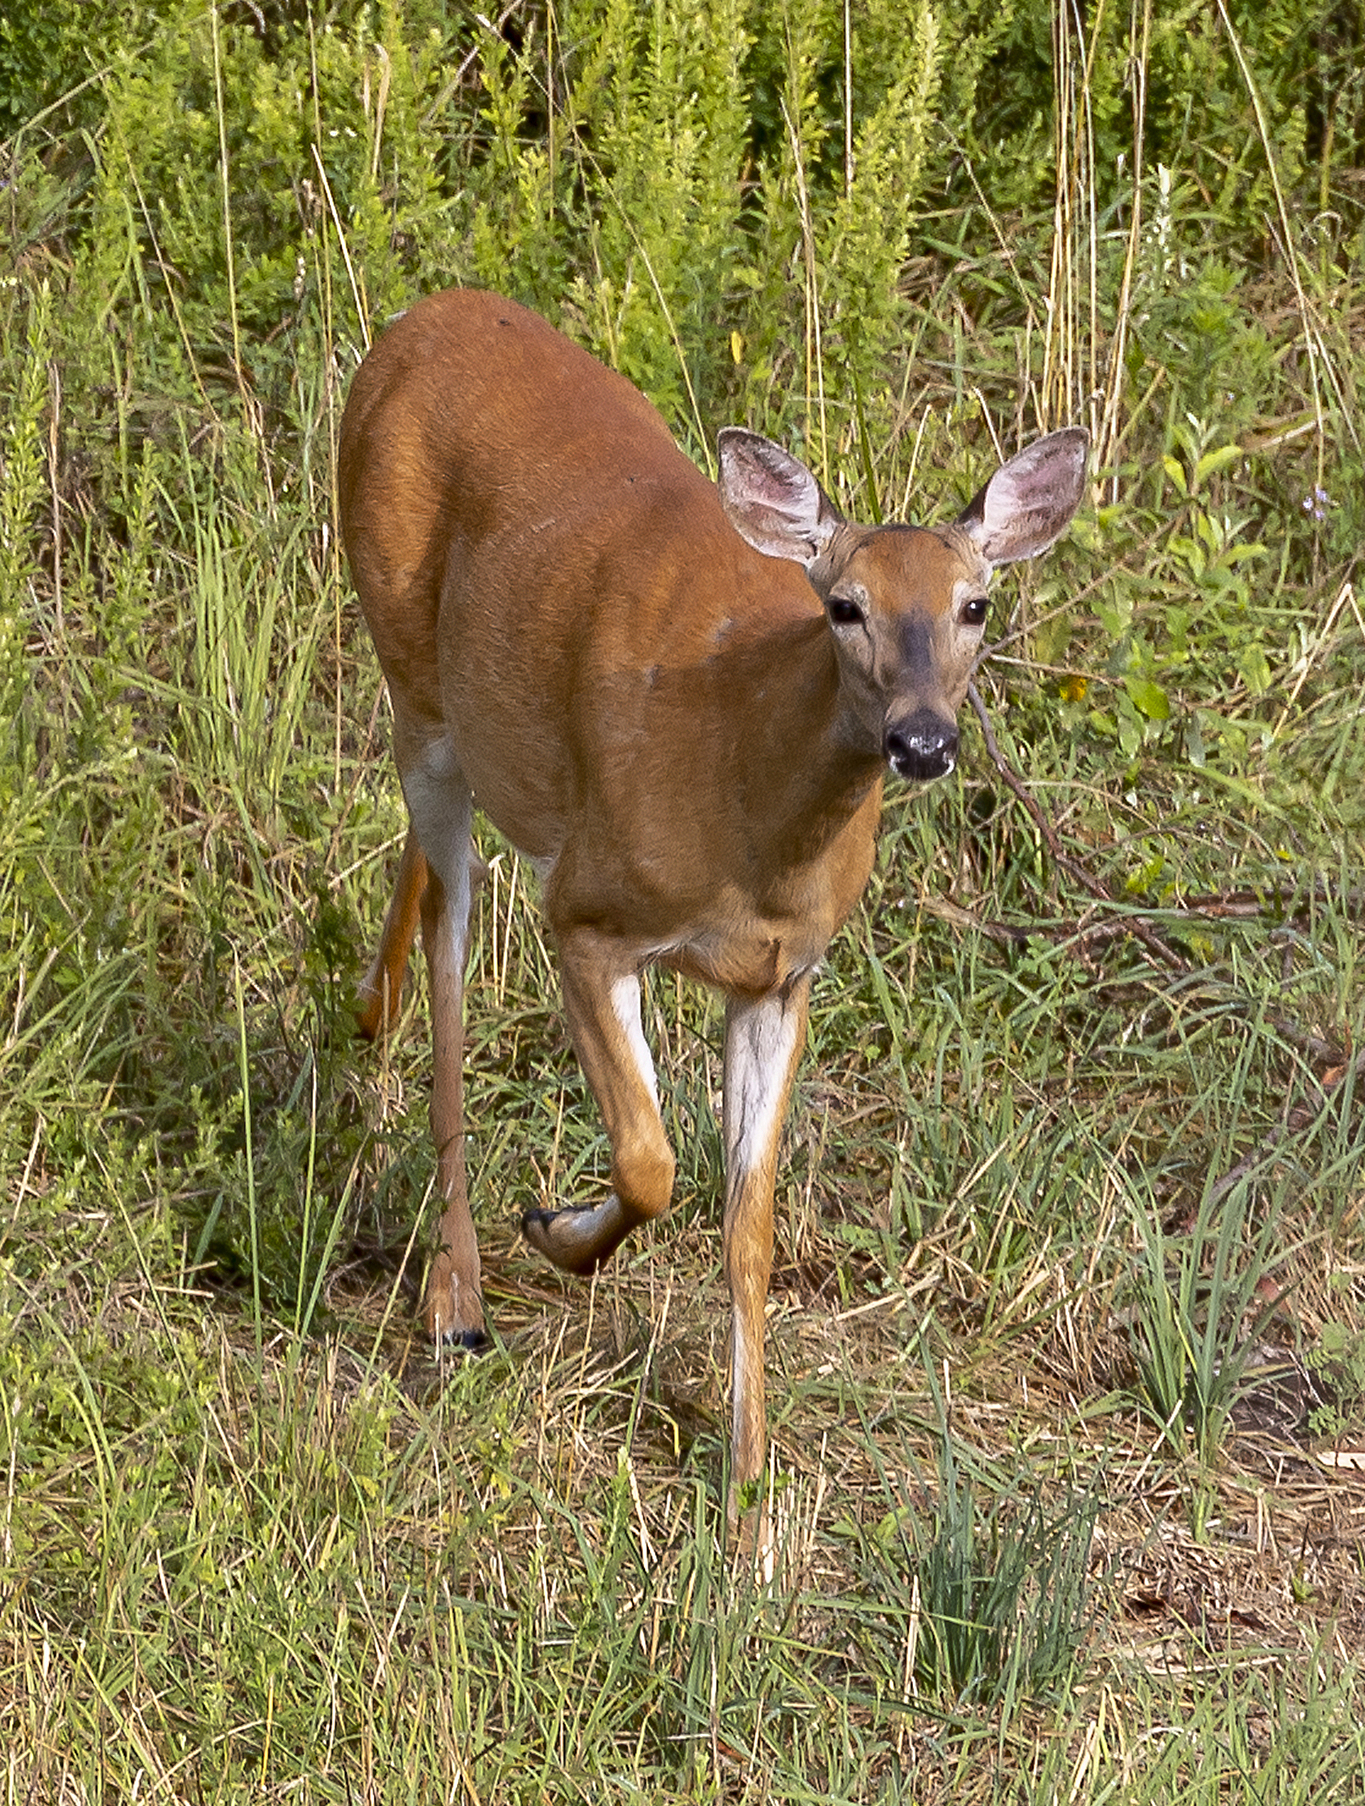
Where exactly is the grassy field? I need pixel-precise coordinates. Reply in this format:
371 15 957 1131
2 0 1364 1799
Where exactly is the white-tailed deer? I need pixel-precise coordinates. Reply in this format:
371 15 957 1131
340 288 1087 1531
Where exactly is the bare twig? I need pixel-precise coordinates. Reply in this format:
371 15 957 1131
959 681 1361 1204
1208 1044 1365 1204
966 682 1184 972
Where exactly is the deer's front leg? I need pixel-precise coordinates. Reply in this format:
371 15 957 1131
722 977 810 1530
521 929 676 1272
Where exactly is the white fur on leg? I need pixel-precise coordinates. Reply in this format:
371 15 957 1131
724 992 803 1185
403 737 475 947
609 972 660 1107
722 986 804 1580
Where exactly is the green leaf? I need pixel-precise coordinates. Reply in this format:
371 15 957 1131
1193 442 1242 487
1238 644 1273 695
1184 712 1206 767
1124 674 1171 721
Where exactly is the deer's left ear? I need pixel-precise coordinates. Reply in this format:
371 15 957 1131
958 427 1089 565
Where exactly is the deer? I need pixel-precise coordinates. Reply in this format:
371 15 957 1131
339 287 1087 1545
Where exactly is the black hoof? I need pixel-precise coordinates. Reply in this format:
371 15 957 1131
521 1201 598 1237
440 1326 492 1355
520 1204 602 1275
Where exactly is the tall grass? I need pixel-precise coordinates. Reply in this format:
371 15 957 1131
1 0 1364 1797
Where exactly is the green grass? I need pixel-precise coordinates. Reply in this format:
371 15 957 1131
3 0 1365 1797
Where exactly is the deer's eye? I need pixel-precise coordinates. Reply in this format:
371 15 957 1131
827 596 865 627
962 596 989 628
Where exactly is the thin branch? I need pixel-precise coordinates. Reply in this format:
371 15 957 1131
966 682 1184 971
961 681 1355 1075
1208 1045 1365 1205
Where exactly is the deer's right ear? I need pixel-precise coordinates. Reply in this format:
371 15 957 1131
958 427 1089 565
718 428 843 567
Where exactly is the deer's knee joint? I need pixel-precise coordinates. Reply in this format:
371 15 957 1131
613 1137 675 1222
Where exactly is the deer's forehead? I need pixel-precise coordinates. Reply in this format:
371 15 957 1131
834 523 989 601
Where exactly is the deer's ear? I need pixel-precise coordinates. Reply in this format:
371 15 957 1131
958 428 1089 565
718 428 843 567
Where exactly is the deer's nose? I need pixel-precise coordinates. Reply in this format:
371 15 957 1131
883 712 958 781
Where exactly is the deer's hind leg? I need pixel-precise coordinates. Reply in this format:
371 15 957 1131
356 829 427 1042
398 737 486 1348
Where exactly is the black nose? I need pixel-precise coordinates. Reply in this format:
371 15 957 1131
884 714 958 781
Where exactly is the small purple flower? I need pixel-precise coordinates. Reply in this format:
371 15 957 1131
1301 485 1331 523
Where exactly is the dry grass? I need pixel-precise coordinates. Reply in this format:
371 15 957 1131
4 0 1365 1796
